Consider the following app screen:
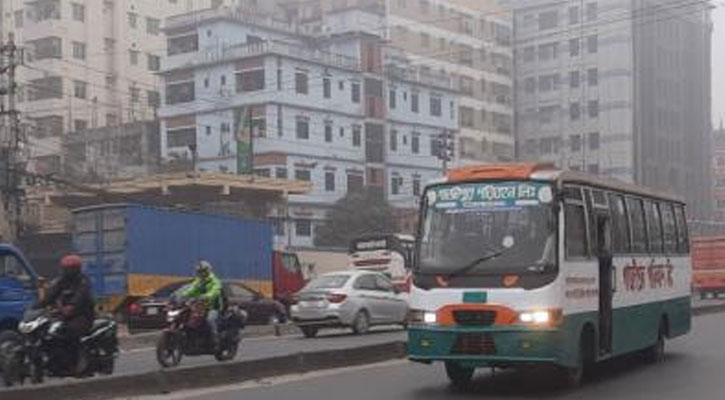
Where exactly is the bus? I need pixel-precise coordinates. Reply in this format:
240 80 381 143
349 234 415 285
408 163 691 387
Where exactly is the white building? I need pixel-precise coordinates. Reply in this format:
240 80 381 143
159 5 458 247
0 0 227 173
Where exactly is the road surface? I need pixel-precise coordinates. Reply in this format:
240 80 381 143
142 313 725 400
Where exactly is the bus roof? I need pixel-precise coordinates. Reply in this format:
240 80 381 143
445 163 684 204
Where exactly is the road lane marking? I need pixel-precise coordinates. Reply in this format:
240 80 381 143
120 359 409 400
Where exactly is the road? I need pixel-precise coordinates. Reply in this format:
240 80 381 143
141 313 725 400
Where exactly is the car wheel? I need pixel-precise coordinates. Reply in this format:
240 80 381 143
352 311 370 335
300 326 318 338
267 312 285 325
445 362 474 389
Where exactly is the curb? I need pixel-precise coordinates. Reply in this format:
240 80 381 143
120 324 301 350
1 341 408 400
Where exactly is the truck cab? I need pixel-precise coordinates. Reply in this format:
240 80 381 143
0 244 39 333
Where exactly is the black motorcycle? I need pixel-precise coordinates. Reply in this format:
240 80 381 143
0 309 118 386
156 298 246 368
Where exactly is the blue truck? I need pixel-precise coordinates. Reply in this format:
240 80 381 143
0 244 39 336
72 204 278 316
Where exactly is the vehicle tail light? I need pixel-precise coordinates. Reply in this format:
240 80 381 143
290 294 300 305
327 293 347 303
128 302 142 316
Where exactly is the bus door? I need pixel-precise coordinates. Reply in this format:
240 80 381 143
595 213 614 355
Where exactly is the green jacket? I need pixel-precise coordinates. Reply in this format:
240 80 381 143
178 273 223 310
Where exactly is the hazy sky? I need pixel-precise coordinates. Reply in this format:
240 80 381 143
714 6 724 128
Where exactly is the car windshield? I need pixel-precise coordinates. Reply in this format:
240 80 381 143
417 181 557 275
305 275 350 290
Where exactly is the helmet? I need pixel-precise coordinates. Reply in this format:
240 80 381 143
195 260 213 278
60 254 83 270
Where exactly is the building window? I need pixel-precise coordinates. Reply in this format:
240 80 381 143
167 127 196 148
391 176 403 195
413 177 421 196
276 168 288 179
147 90 160 108
165 81 194 104
323 77 331 99
254 168 271 177
128 12 138 29
570 102 580 121
587 68 598 86
72 3 85 22
73 80 87 99
570 70 580 88
589 132 600 150
430 96 442 117
411 93 419 113
74 119 88 132
130 86 140 103
352 82 361 103
129 50 139 66
325 171 335 192
295 71 308 94
389 89 396 109
32 0 61 21
538 74 559 92
460 106 475 128
588 100 599 118
570 134 582 152
168 34 198 55
147 54 161 71
325 124 333 143
538 10 558 30
347 173 364 194
295 169 311 181
569 38 580 57
352 125 362 147
569 6 579 24
236 69 265 92
296 118 309 140
587 35 598 53
146 17 161 35
586 2 598 21
30 37 62 60
295 220 312 237
524 77 536 94
390 130 398 151
412 134 420 154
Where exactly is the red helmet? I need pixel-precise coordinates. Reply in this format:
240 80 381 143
60 254 83 270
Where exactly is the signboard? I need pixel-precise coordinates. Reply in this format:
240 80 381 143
426 181 553 210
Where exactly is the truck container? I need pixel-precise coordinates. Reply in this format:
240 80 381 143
72 204 281 314
691 236 725 299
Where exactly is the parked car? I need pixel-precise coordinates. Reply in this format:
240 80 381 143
127 280 287 333
290 271 409 338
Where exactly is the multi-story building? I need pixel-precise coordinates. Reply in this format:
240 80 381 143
712 123 725 220
159 4 458 247
0 0 227 174
513 0 712 218
387 0 515 164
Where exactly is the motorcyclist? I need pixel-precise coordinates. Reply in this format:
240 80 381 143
177 261 223 349
34 254 95 374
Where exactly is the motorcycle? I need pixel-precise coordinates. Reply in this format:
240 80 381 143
155 298 246 368
0 309 118 387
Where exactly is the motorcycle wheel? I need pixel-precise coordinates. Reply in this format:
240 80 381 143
156 332 183 368
1 352 24 387
99 356 115 375
28 354 43 384
214 338 239 362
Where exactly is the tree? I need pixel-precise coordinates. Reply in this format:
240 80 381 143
315 187 396 248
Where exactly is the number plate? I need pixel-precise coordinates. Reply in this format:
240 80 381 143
301 301 325 308
145 307 159 316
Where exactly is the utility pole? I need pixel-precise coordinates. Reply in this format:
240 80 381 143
0 33 24 241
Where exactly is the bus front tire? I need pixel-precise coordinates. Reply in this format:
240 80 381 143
445 362 474 388
561 327 594 388
645 322 666 364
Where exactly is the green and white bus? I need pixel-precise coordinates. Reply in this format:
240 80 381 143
408 163 691 387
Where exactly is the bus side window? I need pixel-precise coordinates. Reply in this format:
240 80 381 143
661 203 677 254
644 200 663 255
626 198 648 254
609 193 631 254
565 202 589 259
674 205 690 253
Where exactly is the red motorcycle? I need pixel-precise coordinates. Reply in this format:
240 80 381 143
155 299 246 368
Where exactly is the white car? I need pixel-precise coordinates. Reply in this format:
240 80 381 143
290 270 409 338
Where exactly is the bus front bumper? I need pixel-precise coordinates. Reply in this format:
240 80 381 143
408 326 564 368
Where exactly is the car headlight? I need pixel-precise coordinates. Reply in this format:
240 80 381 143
518 309 562 326
408 309 437 325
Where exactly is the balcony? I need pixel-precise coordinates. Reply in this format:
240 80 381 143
384 65 454 91
165 7 303 36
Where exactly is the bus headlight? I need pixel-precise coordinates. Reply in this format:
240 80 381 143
518 309 562 326
408 309 437 325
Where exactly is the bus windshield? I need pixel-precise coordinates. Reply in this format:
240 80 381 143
417 181 557 276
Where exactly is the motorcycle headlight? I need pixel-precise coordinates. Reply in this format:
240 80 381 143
18 321 34 334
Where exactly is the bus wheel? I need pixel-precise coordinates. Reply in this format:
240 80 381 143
561 329 592 388
445 362 474 388
645 322 666 364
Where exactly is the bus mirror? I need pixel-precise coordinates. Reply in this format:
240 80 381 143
502 236 515 249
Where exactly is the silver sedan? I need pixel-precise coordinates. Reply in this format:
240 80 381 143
290 271 409 338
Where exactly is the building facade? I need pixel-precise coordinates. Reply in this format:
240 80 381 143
159 4 458 247
712 124 725 220
512 0 712 218
0 0 228 173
